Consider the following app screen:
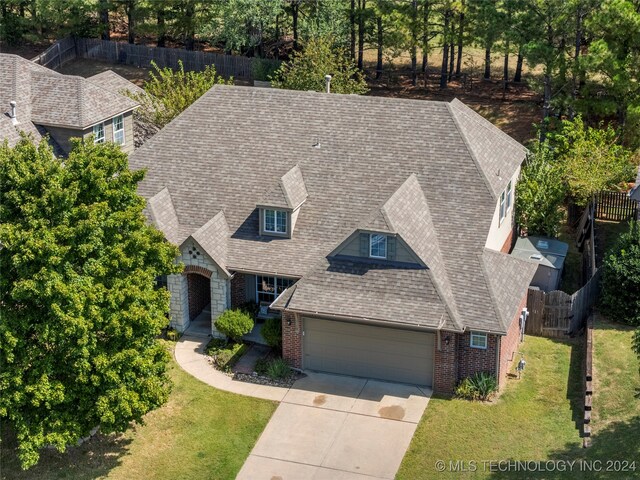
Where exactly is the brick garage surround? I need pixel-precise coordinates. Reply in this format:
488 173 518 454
281 311 302 368
230 272 247 309
434 332 458 393
500 225 516 253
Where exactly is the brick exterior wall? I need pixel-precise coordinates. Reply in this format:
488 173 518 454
434 332 458 394
498 295 527 387
457 331 499 381
500 226 516 253
282 311 302 368
230 273 247 309
187 273 211 320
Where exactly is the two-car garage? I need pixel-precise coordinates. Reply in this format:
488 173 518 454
302 317 435 387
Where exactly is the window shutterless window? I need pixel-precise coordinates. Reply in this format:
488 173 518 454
506 181 513 211
256 276 294 303
93 123 105 143
369 233 387 259
499 190 506 224
470 332 488 349
264 209 287 234
112 114 125 145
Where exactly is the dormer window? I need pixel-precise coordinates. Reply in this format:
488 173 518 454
369 233 387 259
264 209 287 234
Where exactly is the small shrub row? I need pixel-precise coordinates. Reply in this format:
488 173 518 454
455 372 498 401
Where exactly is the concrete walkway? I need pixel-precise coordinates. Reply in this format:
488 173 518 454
175 335 431 480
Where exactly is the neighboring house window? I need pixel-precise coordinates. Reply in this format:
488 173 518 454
256 276 294 303
506 181 513 211
112 114 125 145
470 332 488 349
264 209 287 234
93 123 105 143
369 233 387 259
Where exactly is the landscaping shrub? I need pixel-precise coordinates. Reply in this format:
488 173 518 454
254 357 269 376
166 328 181 341
265 358 291 380
214 309 254 342
206 339 248 370
455 372 498 401
601 221 640 326
261 317 282 351
252 58 281 82
238 301 259 320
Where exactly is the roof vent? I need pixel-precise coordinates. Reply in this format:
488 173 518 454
312 136 321 148
9 101 18 125
325 74 332 94
529 254 543 261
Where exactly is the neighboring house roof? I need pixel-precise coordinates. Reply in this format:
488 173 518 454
87 70 146 98
0 53 139 146
131 86 532 334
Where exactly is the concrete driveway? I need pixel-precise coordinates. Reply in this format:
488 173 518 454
237 372 431 480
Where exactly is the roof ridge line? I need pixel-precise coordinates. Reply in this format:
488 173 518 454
446 102 498 199
478 249 508 333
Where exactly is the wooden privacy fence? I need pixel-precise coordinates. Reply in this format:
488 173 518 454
32 37 278 81
31 37 76 69
595 191 639 221
525 269 602 337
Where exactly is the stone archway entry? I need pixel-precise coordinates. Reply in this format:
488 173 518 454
187 273 211 320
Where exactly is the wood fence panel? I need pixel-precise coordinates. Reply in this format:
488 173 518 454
595 191 639 221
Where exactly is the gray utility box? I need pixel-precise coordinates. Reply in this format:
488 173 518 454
511 236 569 292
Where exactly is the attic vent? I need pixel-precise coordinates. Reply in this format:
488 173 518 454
312 137 321 148
536 240 549 249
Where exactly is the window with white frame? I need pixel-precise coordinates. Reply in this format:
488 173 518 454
499 190 506 223
369 233 387 259
93 123 105 143
263 209 287 234
470 331 488 349
506 180 513 211
256 276 294 304
112 114 125 145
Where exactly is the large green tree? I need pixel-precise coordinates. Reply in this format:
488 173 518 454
271 36 368 94
0 137 180 469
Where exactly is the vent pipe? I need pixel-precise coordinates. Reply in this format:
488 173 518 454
9 101 17 125
324 75 332 93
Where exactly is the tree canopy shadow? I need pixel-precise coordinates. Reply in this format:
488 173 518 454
1 427 132 480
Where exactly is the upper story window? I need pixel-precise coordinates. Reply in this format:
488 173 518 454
93 123 105 143
264 209 287 234
499 181 513 224
113 114 125 145
369 233 387 259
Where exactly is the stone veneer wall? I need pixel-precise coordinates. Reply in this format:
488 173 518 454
168 240 228 335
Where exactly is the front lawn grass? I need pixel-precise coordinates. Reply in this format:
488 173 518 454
1 341 276 480
398 321 640 479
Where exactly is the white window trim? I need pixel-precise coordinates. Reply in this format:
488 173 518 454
470 331 488 350
93 123 105 144
369 233 387 259
263 208 287 234
112 114 125 145
499 190 507 225
506 181 513 211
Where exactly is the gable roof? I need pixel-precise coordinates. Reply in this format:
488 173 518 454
258 164 308 210
0 54 139 140
190 211 230 277
131 86 532 333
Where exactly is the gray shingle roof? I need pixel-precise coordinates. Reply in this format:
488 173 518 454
87 70 146 98
481 249 538 331
131 86 532 333
0 54 139 136
191 211 230 277
258 164 308 209
277 258 452 329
